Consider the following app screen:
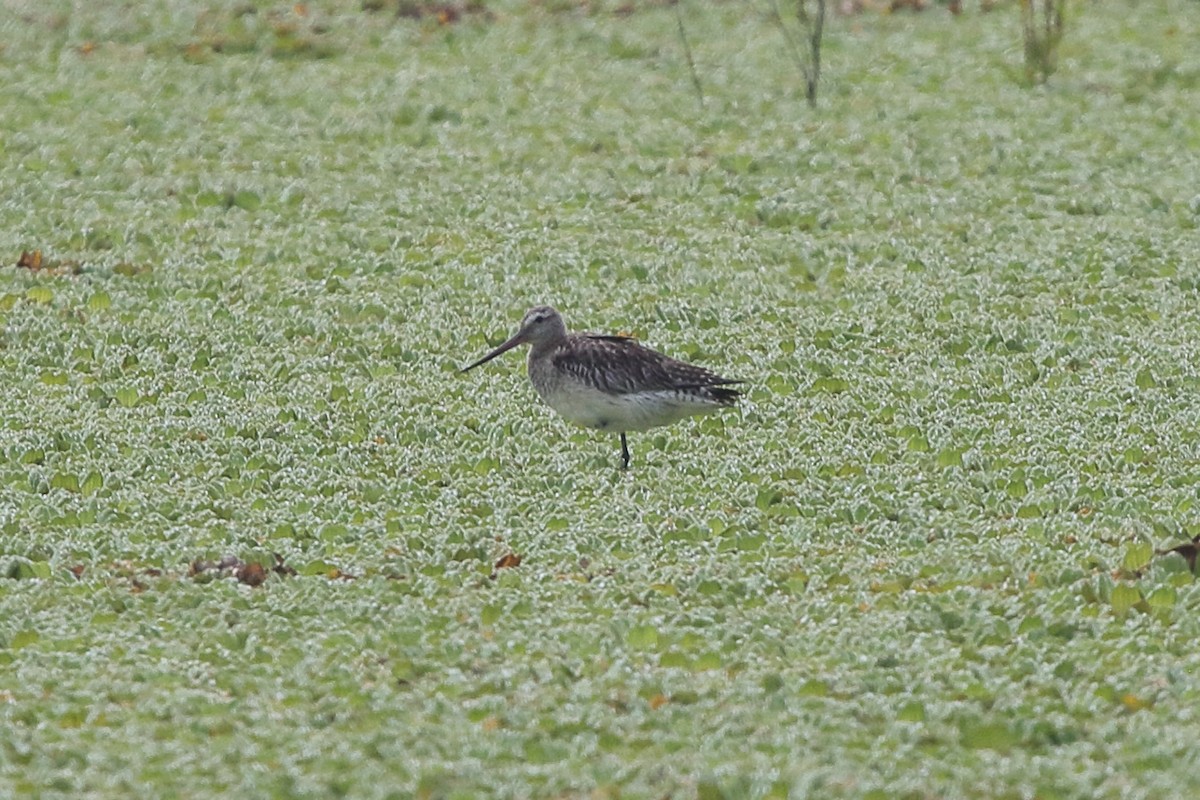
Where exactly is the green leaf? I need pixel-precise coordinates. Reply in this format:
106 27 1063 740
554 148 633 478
658 650 690 669
10 629 41 649
113 262 150 277
1016 503 1042 519
766 374 795 395
906 434 930 453
1135 367 1157 389
754 488 777 511
936 447 963 468
81 471 104 496
626 623 659 650
87 291 112 311
1110 584 1142 614
26 286 53 304
114 387 140 408
271 523 297 539
6 560 52 580
1005 478 1028 499
233 190 262 211
300 560 342 577
810 376 850 394
320 523 348 542
960 720 1018 751
1122 540 1153 572
1146 586 1177 609
50 472 80 493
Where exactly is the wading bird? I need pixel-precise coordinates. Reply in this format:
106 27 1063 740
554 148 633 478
461 305 741 469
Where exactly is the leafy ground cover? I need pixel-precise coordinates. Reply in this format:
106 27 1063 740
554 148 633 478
2 0 1200 797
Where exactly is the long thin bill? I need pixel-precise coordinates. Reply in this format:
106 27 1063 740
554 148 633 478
460 333 524 372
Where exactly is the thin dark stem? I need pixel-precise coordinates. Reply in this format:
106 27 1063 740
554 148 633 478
766 0 807 77
805 0 825 107
673 0 704 109
620 433 631 470
767 0 824 106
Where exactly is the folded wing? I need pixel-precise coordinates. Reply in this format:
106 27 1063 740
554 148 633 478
551 334 741 401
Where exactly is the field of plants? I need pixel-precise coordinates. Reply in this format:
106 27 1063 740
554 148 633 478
2 1 1200 797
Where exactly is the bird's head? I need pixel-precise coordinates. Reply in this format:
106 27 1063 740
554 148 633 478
461 305 567 372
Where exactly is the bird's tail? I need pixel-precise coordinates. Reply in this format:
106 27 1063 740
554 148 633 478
708 384 741 405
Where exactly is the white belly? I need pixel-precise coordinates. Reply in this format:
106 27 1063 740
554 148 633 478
536 382 719 433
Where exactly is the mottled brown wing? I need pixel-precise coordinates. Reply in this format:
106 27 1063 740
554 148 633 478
552 334 741 396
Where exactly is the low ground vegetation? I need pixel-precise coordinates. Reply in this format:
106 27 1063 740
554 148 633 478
2 1 1200 797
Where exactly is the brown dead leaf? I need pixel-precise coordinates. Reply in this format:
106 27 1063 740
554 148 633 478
648 693 669 710
1120 692 1154 712
17 250 42 270
182 42 209 62
236 562 268 587
69 564 85 579
489 552 523 580
16 249 81 275
494 553 522 570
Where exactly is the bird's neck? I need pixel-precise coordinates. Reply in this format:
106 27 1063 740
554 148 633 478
527 337 568 374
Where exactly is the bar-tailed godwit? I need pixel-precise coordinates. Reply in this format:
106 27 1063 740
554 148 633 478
462 305 741 469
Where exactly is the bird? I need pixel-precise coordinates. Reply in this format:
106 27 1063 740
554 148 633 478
461 305 741 469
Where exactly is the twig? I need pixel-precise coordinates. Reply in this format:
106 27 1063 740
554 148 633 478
766 0 807 76
804 0 826 107
673 0 704 109
767 0 826 106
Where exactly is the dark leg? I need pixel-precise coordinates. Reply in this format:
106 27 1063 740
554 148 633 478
620 433 631 470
